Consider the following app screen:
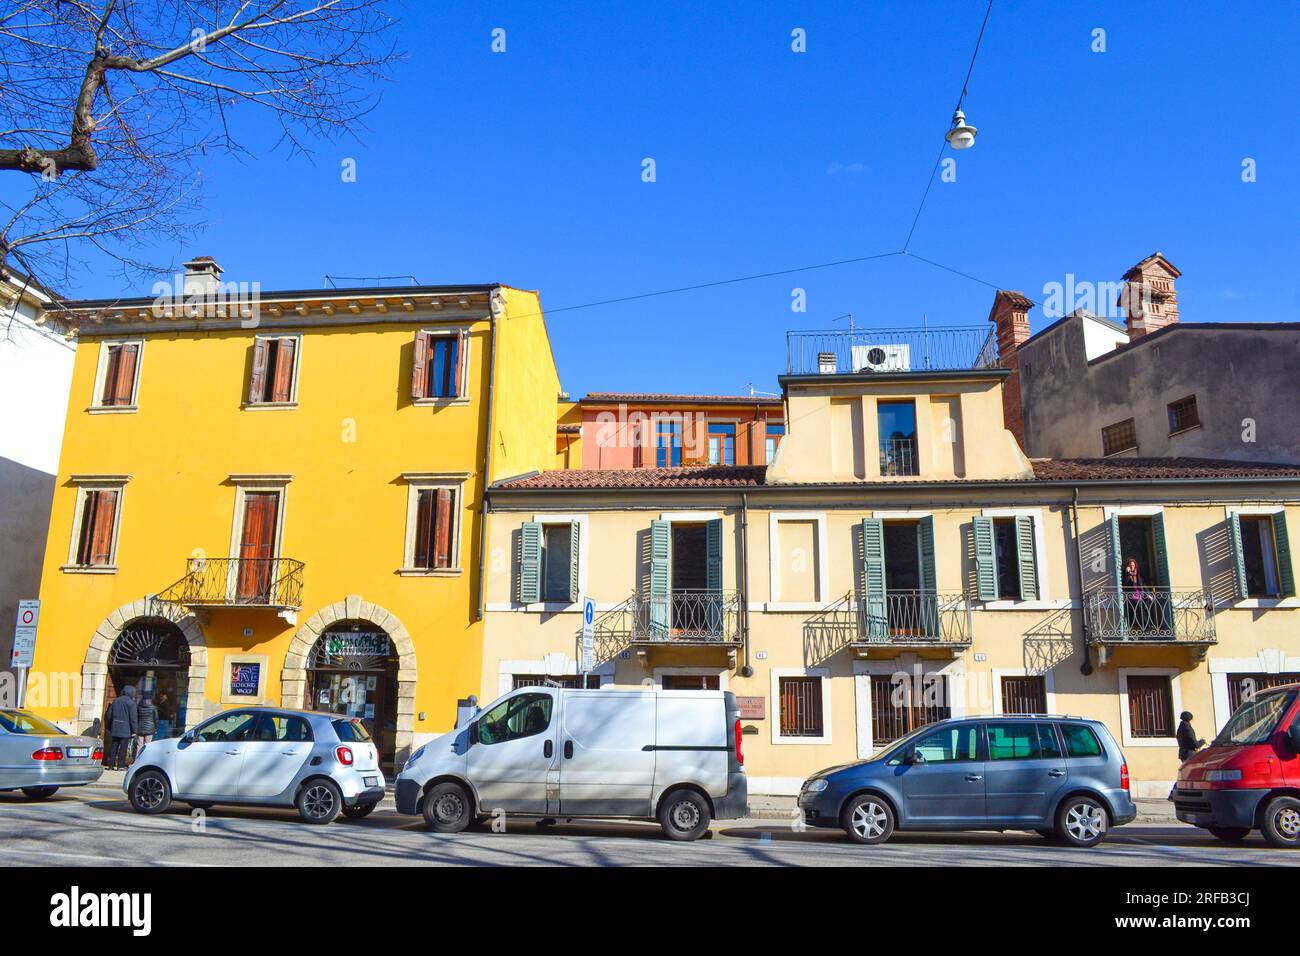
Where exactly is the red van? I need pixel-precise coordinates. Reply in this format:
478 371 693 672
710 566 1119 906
1171 682 1300 848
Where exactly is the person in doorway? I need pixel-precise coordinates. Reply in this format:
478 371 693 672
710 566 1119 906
1177 711 1206 762
136 693 158 751
104 685 138 770
1122 557 1154 632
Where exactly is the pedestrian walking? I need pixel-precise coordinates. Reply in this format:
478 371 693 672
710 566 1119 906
136 693 158 752
104 686 139 770
1177 710 1206 762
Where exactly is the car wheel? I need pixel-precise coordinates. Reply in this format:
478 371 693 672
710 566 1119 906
1057 796 1108 848
21 786 58 801
422 782 473 833
342 801 378 820
296 779 343 824
841 794 896 845
129 770 172 815
1260 796 1300 849
1207 826 1251 842
658 789 712 841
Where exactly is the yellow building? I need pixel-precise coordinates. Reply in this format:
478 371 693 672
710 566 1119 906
482 327 1300 796
30 259 561 768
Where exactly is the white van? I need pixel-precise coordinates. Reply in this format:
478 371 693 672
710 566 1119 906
395 686 748 840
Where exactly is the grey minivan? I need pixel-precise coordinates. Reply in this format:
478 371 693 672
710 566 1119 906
798 716 1137 848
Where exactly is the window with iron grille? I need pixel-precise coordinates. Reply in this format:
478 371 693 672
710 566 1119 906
1127 675 1174 738
1227 673 1300 713
778 676 824 737
870 674 950 744
1000 676 1047 715
1101 418 1138 456
512 674 594 689
1167 395 1199 434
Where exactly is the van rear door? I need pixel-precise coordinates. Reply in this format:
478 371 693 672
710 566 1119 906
654 693 728 797
558 691 656 817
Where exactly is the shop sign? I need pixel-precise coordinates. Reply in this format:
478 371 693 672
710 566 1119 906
324 632 390 657
737 696 766 720
229 661 261 697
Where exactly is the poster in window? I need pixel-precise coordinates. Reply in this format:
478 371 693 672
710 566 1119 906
230 661 261 698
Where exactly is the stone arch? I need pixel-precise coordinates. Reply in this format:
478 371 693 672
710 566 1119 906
77 599 208 733
283 595 416 764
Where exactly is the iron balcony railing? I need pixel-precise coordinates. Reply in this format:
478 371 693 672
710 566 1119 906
631 589 742 645
786 326 995 376
156 557 306 610
856 590 973 647
1085 587 1216 644
879 437 919 476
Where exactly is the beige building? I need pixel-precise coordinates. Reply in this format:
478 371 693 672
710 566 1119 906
482 334 1300 798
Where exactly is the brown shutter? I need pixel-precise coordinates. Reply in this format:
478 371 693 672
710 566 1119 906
76 491 100 564
112 344 138 405
413 490 434 568
248 337 270 403
452 330 468 397
411 332 429 400
88 490 118 565
100 347 121 405
433 487 454 568
237 493 278 599
270 337 295 403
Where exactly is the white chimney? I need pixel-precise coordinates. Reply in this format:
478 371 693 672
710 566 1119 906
182 256 224 297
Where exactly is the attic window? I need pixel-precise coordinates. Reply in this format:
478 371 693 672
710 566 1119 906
1101 418 1137 457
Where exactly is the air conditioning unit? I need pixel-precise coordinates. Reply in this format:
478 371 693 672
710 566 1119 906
852 343 911 372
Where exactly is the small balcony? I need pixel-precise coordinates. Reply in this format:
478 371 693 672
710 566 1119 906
630 589 742 646
156 557 305 612
879 437 919 477
1085 587 1216 648
786 326 998 376
855 590 972 652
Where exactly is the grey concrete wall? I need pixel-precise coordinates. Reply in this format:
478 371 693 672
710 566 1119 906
1020 323 1300 463
0 456 55 688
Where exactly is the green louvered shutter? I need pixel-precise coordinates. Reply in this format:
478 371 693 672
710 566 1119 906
1228 512 1248 599
705 518 724 634
568 520 581 603
1150 512 1171 589
918 516 939 636
649 519 671 636
972 516 997 601
518 522 542 604
1276 512 1295 597
860 518 887 641
1015 514 1039 601
1108 514 1125 632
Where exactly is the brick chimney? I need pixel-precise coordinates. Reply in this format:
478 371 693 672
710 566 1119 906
1120 251 1180 341
182 255 223 297
988 289 1033 447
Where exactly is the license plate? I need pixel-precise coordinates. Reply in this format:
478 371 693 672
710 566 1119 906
67 747 90 758
363 775 378 787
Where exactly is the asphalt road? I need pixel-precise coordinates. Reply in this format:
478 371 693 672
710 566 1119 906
3 778 1297 867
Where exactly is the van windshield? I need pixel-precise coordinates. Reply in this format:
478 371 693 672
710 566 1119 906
1214 690 1295 747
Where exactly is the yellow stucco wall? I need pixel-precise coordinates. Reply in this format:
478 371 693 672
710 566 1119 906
30 287 559 763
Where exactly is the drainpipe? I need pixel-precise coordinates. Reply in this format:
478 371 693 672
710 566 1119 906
738 491 753 678
475 289 504 623
1071 486 1093 676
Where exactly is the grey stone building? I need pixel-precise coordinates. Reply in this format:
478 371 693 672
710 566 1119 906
991 253 1300 465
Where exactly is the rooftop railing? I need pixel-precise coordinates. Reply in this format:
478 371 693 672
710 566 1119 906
786 326 999 376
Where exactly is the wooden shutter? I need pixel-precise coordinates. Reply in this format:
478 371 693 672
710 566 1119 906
1107 514 1123 591
649 520 671 635
433 487 453 568
518 521 542 604
1127 676 1173 737
237 492 278 600
89 490 118 565
1150 511 1171 588
1001 676 1046 715
76 491 99 565
100 346 121 405
972 516 997 601
413 490 434 569
1015 514 1039 601
1228 512 1248 598
270 337 296 403
568 520 581 603
1275 513 1295 598
114 343 138 404
248 337 270 403
411 332 429 400
780 676 823 737
917 515 939 636
705 518 723 593
452 330 468 398
860 518 887 640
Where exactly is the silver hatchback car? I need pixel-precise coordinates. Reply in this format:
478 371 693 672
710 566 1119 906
0 709 103 800
124 707 385 824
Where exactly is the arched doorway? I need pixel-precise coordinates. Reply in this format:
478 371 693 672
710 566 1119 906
105 619 192 740
306 621 399 770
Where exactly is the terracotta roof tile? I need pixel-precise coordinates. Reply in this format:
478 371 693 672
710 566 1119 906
499 466 768 489
1028 457 1300 481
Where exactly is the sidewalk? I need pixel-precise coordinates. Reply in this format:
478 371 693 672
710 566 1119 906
746 794 1180 825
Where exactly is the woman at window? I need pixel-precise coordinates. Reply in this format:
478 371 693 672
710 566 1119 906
1123 557 1155 634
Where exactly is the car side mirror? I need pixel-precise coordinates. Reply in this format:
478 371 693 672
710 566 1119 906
1288 723 1300 755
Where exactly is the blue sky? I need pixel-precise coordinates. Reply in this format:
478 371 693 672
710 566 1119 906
48 1 1300 396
